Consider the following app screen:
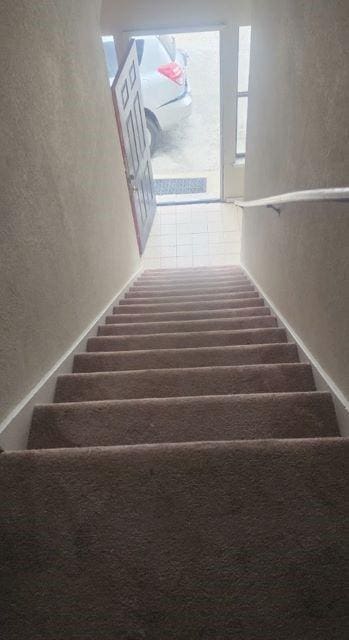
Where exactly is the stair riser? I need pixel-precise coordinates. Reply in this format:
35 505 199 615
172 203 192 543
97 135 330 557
134 278 252 291
137 269 247 278
141 271 245 279
132 278 250 289
87 328 287 352
113 298 265 314
135 281 250 289
73 344 299 373
54 364 315 403
133 273 248 284
126 286 255 299
119 292 260 305
143 266 244 274
98 316 277 336
140 273 247 283
136 275 247 289
29 392 338 449
106 307 271 324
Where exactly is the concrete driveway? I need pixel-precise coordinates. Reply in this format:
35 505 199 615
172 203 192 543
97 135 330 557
151 31 221 199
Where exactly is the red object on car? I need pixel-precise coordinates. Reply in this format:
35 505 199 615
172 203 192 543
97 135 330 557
157 62 184 85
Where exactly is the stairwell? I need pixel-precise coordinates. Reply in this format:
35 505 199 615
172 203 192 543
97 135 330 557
1 265 348 638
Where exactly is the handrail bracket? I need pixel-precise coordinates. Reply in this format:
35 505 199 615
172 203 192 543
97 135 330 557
267 204 281 215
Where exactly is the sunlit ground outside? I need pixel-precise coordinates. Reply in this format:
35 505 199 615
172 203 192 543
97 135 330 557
152 31 221 204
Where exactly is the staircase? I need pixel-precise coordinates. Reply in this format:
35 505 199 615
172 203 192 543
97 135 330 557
1 265 348 639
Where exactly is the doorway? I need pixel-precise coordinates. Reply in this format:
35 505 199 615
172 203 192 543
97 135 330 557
145 31 221 205
101 24 251 260
103 31 221 205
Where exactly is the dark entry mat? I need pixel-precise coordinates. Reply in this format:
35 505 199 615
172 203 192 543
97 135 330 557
154 178 207 195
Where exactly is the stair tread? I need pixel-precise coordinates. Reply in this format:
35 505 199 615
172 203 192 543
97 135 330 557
98 315 277 336
74 343 299 372
54 362 315 402
114 298 265 313
2 439 348 638
126 285 255 297
143 265 244 272
132 275 250 284
107 306 271 323
120 292 259 304
29 391 339 449
136 280 250 287
133 277 250 287
88 327 287 352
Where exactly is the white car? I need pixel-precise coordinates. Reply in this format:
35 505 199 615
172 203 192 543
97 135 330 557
103 35 192 154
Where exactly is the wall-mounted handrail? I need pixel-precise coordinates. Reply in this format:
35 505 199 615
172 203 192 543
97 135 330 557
234 187 349 213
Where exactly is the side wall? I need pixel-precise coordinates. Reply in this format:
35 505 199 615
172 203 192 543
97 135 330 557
0 0 140 425
242 0 349 397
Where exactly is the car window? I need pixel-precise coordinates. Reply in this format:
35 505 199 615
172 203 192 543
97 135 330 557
139 36 171 73
159 35 176 61
135 39 145 65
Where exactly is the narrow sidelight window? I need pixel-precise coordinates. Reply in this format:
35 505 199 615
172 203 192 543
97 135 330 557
236 25 251 158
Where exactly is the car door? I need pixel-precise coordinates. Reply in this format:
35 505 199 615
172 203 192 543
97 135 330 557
111 40 156 254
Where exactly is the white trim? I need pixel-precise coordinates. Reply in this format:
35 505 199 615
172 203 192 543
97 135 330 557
242 265 349 437
0 267 143 451
234 187 349 209
124 24 227 37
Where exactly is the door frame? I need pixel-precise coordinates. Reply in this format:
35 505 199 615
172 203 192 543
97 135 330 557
109 17 250 201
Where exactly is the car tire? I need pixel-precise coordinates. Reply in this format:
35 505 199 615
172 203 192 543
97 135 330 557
146 116 160 156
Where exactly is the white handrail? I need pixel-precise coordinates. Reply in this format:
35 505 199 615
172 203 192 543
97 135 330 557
234 187 349 212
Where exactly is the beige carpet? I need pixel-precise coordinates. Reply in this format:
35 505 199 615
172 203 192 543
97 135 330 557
1 265 348 639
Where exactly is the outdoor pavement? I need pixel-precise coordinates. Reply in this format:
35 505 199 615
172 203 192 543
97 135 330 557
151 31 221 202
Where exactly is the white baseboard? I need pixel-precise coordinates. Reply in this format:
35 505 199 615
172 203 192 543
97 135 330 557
242 264 349 437
0 267 143 451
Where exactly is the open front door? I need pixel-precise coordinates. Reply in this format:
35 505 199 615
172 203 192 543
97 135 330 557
112 41 156 254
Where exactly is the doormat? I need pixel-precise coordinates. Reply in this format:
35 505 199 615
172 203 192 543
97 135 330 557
154 178 207 195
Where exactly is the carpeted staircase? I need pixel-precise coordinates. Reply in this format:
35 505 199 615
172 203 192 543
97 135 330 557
1 265 348 639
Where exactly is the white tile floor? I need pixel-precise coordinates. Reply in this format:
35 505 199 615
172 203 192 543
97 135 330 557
142 203 242 270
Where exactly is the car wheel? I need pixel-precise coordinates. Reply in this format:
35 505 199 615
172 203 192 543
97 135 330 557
146 116 160 156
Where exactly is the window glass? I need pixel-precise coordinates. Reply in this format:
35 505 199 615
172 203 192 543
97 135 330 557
238 26 251 93
236 96 248 156
235 26 251 157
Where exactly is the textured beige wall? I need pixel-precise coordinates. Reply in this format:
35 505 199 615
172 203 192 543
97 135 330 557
242 0 349 397
0 0 140 424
